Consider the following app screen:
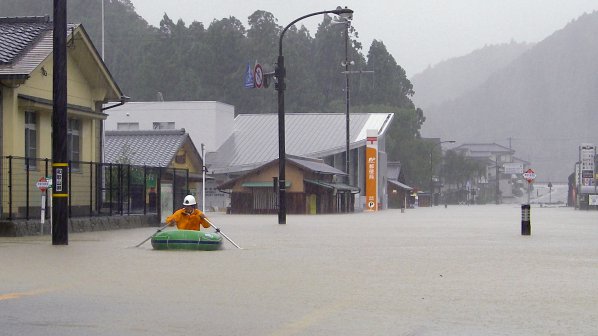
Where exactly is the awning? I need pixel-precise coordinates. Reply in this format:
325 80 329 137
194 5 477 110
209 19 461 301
388 179 413 190
304 179 360 193
18 94 106 119
241 181 291 188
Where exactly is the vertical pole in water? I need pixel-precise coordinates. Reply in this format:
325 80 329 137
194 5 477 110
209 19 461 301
521 204 531 236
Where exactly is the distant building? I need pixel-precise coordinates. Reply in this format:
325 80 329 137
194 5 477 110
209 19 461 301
217 155 358 214
387 162 413 209
208 112 394 211
453 143 529 203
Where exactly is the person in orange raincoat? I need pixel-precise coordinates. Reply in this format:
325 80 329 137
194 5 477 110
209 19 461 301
165 195 211 231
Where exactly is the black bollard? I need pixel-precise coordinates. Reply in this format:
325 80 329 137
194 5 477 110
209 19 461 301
521 204 531 235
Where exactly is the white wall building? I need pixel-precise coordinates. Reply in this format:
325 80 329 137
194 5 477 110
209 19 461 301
104 101 235 211
104 101 234 153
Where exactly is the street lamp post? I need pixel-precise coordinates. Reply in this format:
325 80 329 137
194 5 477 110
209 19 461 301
429 140 455 206
275 7 353 224
343 20 351 183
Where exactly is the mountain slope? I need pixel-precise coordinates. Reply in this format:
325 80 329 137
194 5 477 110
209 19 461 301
422 11 598 182
412 41 532 109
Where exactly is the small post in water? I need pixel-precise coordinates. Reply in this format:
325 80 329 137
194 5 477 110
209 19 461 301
521 204 531 235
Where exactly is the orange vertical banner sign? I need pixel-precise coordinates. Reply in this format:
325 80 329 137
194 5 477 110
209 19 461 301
365 130 378 211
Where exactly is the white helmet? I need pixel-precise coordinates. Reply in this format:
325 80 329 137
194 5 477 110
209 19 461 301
183 195 197 206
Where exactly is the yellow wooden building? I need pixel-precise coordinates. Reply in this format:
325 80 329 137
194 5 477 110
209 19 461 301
0 16 125 219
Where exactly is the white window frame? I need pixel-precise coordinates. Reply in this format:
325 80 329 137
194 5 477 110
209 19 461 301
117 122 139 130
24 111 37 169
153 122 175 130
68 118 81 171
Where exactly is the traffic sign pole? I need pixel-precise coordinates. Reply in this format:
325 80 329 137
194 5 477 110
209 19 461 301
527 181 531 204
36 177 50 235
40 194 46 235
522 168 536 204
521 168 535 236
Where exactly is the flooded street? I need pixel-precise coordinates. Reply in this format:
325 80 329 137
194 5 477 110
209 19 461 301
1 205 597 335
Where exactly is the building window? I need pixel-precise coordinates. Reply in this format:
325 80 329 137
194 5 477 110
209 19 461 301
117 122 139 130
175 149 186 164
24 111 37 169
68 118 81 170
153 122 175 130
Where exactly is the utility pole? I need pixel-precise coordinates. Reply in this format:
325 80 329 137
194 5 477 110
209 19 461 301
333 16 372 194
52 0 69 245
342 19 352 213
201 143 206 213
495 158 500 205
101 0 104 60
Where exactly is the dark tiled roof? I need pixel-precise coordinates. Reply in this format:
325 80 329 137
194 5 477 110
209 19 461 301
217 155 346 190
288 156 347 175
0 16 51 64
0 16 78 79
105 129 189 167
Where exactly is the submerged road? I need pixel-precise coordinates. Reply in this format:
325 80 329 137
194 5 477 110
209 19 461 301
1 205 597 335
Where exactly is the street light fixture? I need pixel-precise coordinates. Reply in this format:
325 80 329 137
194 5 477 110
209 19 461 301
275 7 354 224
430 140 455 206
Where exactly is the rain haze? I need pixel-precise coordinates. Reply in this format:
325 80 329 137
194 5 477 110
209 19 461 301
130 0 598 76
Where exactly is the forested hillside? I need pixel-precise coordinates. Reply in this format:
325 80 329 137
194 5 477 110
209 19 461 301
422 11 598 181
1 0 437 188
0 1 414 113
411 41 532 109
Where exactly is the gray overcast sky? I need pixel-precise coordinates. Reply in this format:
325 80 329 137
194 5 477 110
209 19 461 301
130 0 598 77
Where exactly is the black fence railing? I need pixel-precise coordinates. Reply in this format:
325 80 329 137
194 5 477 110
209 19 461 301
0 156 190 220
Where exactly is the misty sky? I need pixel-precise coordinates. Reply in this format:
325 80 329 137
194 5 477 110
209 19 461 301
129 0 598 77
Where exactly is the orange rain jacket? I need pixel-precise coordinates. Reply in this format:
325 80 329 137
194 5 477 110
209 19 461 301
166 208 211 231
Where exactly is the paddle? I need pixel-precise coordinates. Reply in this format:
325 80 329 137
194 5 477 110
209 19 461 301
204 218 242 249
134 223 170 248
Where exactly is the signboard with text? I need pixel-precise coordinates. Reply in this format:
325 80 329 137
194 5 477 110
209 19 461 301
36 176 49 192
503 162 523 175
579 144 595 187
523 168 536 183
244 62 255 88
365 129 378 211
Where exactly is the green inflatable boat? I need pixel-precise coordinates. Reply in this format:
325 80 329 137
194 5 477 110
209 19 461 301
151 230 222 251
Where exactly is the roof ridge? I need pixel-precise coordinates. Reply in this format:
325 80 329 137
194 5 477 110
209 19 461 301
0 16 51 24
106 129 186 136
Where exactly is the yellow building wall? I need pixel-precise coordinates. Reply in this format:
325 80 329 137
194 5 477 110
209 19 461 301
19 53 96 108
4 52 101 162
231 164 306 193
2 34 113 216
1 88 18 155
169 142 203 174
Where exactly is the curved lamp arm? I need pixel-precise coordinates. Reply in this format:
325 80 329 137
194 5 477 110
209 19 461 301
278 8 354 56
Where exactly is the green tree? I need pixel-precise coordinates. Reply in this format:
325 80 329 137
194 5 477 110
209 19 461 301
360 40 414 108
352 104 429 189
240 10 281 114
443 150 485 188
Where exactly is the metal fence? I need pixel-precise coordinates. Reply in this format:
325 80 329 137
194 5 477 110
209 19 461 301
0 156 190 220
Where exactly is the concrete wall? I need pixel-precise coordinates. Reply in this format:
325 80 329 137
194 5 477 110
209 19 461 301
0 214 159 237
